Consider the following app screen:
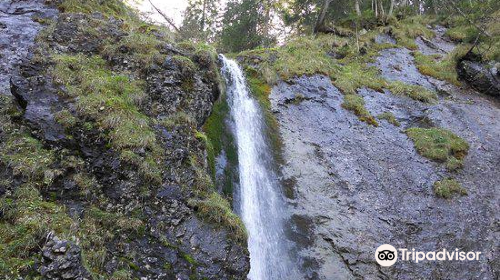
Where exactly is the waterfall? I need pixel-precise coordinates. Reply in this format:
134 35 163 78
219 55 297 280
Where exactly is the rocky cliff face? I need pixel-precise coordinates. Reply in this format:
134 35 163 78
0 1 248 279
267 30 500 279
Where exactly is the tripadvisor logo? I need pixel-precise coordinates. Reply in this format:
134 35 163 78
375 244 482 267
375 244 398 267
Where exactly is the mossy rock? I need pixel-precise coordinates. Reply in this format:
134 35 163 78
406 127 469 171
342 94 379 126
433 178 467 199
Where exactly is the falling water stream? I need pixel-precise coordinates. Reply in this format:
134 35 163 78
219 55 298 280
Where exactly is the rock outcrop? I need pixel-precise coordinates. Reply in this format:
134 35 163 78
0 1 248 279
458 58 500 97
39 234 92 280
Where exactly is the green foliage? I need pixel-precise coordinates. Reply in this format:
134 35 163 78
377 111 400 126
191 192 247 243
0 185 73 278
342 94 378 126
219 0 274 52
73 172 98 196
387 81 437 103
54 109 77 129
390 16 435 50
172 55 197 77
433 178 467 199
268 35 341 82
445 26 478 42
0 133 54 181
111 269 133 280
333 62 387 94
246 70 283 160
413 46 471 86
102 32 165 68
160 112 196 130
50 54 162 185
406 127 469 171
180 0 220 42
58 0 139 22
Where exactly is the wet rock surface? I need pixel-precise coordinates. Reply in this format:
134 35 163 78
371 47 436 90
415 25 456 56
0 0 57 94
272 41 500 280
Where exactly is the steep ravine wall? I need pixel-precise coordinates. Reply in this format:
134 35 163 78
0 1 249 279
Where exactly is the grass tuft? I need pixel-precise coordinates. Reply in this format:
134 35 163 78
377 111 400 126
433 178 467 199
406 127 469 171
387 81 437 103
342 94 378 126
50 54 162 184
191 192 247 243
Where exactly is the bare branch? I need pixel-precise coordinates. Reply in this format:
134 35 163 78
147 0 180 32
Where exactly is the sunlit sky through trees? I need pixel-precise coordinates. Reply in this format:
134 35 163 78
130 0 189 25
130 0 227 26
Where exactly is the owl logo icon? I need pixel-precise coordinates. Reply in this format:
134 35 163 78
375 244 398 266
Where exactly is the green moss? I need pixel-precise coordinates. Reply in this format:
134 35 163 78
54 109 77 129
387 81 437 103
78 207 145 276
58 0 138 22
190 192 247 243
0 133 54 181
390 16 435 50
333 63 388 95
203 98 230 157
195 131 216 180
172 55 197 77
341 94 378 126
160 112 196 130
445 26 478 42
0 185 74 278
246 70 283 159
406 127 469 171
51 54 162 185
377 111 400 126
202 93 239 197
73 172 98 196
237 32 423 124
433 178 467 199
413 49 468 86
102 32 166 69
111 269 133 280
181 253 197 266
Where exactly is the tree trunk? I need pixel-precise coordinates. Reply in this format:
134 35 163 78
378 0 385 18
389 0 395 16
355 0 361 16
374 0 378 17
314 0 333 33
263 0 271 46
201 0 207 32
389 0 396 17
